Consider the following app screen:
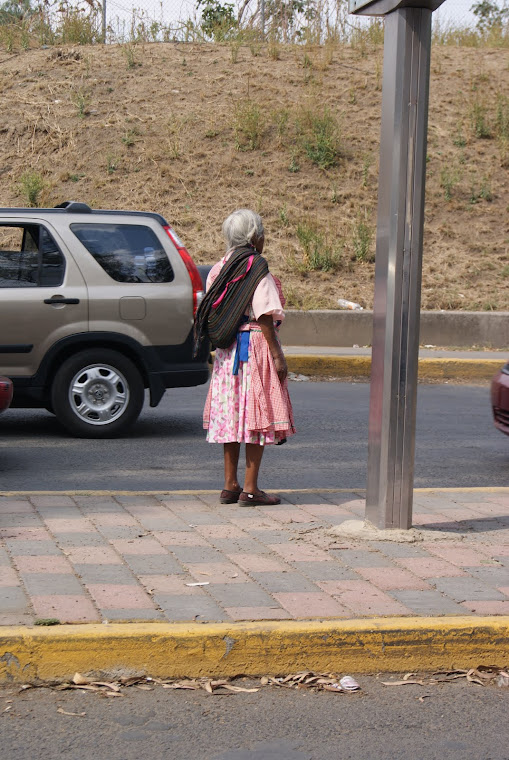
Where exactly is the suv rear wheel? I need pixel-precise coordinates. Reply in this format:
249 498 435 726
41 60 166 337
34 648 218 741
51 349 144 438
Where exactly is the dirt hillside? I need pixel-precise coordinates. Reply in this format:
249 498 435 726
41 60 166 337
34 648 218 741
0 40 508 310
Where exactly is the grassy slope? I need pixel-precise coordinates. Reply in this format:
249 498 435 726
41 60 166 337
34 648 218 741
0 40 508 310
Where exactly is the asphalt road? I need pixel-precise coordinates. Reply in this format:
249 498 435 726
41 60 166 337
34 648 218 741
1 677 508 760
0 382 507 492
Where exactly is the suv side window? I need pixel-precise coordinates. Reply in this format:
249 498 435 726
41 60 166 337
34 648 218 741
0 224 65 288
71 223 174 283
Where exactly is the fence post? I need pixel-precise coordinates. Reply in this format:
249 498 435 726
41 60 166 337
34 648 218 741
102 0 107 43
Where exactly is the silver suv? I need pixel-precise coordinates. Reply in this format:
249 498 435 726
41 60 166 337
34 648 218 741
0 201 209 437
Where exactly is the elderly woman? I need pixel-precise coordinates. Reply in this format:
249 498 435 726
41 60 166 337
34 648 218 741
194 209 295 507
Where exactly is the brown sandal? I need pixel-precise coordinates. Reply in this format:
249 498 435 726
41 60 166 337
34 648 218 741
238 491 281 507
219 488 242 504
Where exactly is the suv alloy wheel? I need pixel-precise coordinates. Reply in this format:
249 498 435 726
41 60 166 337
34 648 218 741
51 349 145 438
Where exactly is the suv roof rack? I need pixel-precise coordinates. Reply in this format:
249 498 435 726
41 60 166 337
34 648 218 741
1 204 169 226
54 201 92 213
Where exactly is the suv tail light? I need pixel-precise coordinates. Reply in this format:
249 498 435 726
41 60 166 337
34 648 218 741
163 226 204 317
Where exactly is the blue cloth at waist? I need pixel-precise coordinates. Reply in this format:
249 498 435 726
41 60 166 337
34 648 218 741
233 316 250 375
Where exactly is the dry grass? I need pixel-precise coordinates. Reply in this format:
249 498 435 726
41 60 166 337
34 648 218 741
0 40 508 310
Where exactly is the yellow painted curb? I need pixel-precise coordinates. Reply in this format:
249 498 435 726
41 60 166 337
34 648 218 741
1 617 508 683
287 355 371 378
417 358 503 381
284 355 502 381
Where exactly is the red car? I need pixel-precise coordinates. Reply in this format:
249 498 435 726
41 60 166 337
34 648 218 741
491 363 509 436
0 376 13 414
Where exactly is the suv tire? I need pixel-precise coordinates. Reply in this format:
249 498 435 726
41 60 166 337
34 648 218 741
51 349 144 438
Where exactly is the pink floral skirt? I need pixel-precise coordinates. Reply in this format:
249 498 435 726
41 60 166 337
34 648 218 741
203 330 296 445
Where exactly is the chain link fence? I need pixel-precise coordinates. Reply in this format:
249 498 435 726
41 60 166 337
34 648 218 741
102 0 485 42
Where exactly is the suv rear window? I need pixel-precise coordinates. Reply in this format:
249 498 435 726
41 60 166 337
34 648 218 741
0 224 65 288
71 223 174 283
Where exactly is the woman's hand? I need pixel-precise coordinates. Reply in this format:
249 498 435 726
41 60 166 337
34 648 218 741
258 313 288 384
273 352 288 384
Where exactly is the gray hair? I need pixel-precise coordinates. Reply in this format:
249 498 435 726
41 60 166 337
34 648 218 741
222 209 264 250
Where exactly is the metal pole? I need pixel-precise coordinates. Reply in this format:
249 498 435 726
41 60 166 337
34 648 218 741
365 6 432 529
102 0 107 43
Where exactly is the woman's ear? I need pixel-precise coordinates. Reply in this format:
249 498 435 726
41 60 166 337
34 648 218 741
254 234 265 254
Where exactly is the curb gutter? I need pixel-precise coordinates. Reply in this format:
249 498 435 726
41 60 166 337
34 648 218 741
285 355 502 381
1 617 508 683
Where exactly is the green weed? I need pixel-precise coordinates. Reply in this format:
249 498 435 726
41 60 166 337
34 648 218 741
233 100 265 151
362 153 373 187
122 41 139 70
267 36 280 61
72 87 90 119
495 94 509 139
273 108 290 144
279 204 290 227
440 165 461 201
18 171 44 207
470 175 493 203
453 124 466 147
297 107 341 170
106 155 119 175
34 618 60 626
352 214 374 262
122 128 139 147
296 221 342 272
288 152 300 173
58 5 101 44
470 101 492 138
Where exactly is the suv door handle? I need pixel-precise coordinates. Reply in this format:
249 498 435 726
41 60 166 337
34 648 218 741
44 297 80 305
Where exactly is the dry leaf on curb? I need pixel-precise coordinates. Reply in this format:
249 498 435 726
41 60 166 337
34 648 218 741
381 680 425 686
92 682 121 692
162 680 201 690
57 708 86 717
134 684 153 691
221 685 259 693
69 685 102 692
403 673 417 680
418 696 431 702
121 677 147 687
104 692 124 697
72 673 90 685
260 672 359 693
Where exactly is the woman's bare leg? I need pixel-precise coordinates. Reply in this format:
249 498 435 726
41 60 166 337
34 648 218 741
224 442 241 492
244 443 265 494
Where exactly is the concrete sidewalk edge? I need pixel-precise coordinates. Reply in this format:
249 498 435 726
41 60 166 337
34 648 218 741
1 487 509 496
285 355 502 381
1 617 509 684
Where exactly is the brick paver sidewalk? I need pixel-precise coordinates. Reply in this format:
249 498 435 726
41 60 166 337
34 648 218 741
1 490 508 625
